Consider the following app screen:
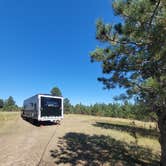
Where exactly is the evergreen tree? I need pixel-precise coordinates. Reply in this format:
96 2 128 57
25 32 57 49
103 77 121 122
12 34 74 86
0 99 4 108
64 98 72 113
50 86 62 97
90 0 166 165
5 96 15 106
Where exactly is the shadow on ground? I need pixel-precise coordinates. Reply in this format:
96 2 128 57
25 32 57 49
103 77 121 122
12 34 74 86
50 132 160 166
93 122 159 139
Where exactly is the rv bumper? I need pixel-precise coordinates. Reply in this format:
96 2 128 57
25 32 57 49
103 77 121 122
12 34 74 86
38 116 63 122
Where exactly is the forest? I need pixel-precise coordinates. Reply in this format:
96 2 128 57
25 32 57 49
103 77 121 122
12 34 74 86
64 98 157 121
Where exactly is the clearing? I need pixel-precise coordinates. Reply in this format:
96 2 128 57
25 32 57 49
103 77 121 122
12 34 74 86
0 112 160 166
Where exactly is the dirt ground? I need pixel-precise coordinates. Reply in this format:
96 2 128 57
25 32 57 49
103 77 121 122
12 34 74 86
0 114 160 166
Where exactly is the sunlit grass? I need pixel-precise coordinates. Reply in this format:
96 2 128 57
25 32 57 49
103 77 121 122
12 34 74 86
64 114 160 154
0 112 20 121
0 112 160 160
51 114 160 165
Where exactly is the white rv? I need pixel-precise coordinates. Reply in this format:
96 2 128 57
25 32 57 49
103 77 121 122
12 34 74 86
22 94 63 123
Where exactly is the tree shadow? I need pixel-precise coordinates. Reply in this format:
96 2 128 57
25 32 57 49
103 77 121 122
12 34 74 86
93 122 159 139
50 132 160 166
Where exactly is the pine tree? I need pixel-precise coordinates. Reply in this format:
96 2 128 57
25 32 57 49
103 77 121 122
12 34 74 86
50 86 62 97
90 0 166 165
6 96 15 106
0 99 4 108
64 98 72 113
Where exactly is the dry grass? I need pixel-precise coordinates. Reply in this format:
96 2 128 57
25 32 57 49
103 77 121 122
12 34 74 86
49 114 160 165
65 114 160 152
0 112 20 121
0 112 160 165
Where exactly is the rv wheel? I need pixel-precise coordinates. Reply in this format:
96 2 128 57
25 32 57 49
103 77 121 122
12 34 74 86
55 120 60 125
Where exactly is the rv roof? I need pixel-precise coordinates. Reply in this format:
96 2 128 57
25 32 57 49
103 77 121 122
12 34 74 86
37 94 63 98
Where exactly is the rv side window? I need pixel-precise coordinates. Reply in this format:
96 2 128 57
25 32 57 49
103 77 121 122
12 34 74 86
34 103 37 110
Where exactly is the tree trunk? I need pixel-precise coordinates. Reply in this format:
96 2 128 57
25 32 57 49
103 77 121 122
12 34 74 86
158 111 166 166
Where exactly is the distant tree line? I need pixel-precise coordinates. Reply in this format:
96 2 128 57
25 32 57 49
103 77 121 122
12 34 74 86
0 96 20 111
0 86 156 121
51 86 156 121
64 98 157 122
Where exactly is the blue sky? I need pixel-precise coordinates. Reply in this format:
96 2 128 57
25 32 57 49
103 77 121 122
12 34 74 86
0 0 123 106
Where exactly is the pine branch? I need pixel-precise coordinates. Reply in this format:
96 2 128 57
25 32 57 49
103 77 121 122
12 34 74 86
149 0 161 27
105 35 145 47
134 83 155 93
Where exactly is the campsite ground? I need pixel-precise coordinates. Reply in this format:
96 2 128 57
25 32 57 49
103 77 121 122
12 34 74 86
0 112 160 166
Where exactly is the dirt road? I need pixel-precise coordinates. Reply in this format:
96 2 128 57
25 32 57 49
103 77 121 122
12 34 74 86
0 114 160 166
0 114 102 166
0 115 58 166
